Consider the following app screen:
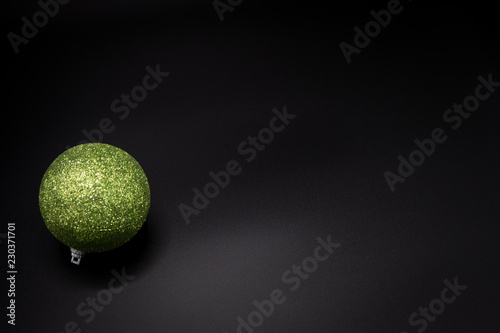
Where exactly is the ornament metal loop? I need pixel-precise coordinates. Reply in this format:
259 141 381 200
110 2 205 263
70 248 85 265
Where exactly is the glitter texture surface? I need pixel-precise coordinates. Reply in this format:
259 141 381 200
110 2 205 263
39 143 150 253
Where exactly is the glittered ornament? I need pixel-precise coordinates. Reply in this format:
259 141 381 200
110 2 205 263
39 143 150 264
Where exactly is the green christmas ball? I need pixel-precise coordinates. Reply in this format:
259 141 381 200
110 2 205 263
39 143 150 258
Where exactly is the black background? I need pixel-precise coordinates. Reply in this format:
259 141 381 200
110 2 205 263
2 1 500 332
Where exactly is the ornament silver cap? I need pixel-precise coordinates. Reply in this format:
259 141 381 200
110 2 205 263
70 248 85 265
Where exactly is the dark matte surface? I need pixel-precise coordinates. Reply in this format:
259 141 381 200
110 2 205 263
2 1 500 332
